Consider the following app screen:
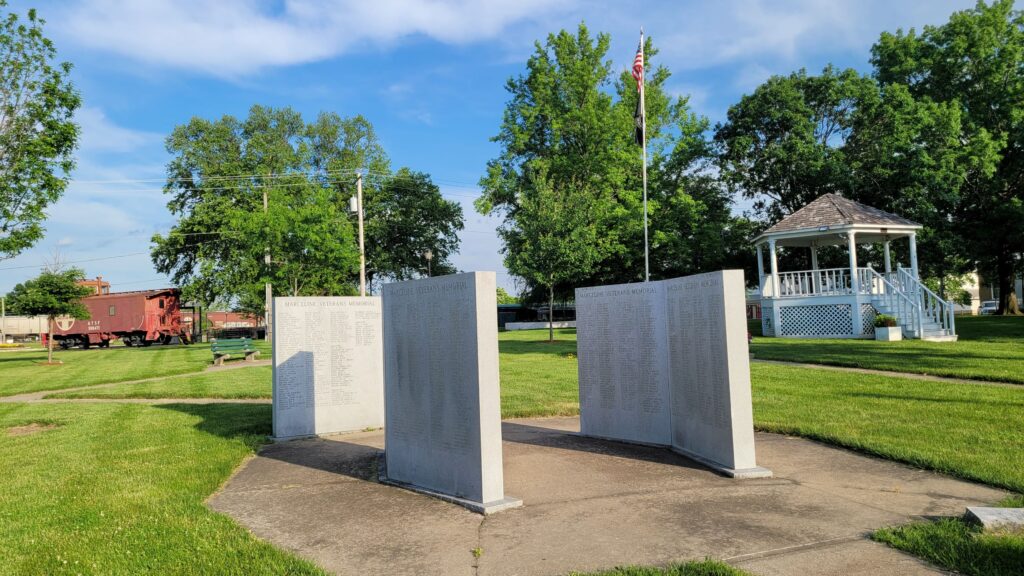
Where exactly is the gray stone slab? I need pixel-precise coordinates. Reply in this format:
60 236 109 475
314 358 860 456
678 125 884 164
575 271 770 478
576 282 671 445
965 506 1024 530
272 297 384 440
665 270 767 477
382 272 520 513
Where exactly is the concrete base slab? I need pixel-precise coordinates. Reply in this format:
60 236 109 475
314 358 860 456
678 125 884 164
378 454 523 515
965 506 1024 530
671 446 773 479
208 417 1006 576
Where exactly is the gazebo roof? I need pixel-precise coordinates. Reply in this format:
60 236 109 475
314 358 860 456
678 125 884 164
754 194 921 246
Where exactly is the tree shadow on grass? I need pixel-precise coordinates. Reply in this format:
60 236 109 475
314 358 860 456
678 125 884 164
499 340 578 356
844 391 1024 408
156 402 274 451
156 402 382 482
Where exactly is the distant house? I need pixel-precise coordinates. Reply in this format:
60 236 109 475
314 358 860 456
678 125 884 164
76 276 111 296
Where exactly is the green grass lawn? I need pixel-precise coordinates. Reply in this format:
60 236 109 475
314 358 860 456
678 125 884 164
753 362 1024 493
46 366 272 400
873 504 1024 576
751 316 1024 384
36 332 579 416
0 402 325 575
0 341 269 397
498 328 580 417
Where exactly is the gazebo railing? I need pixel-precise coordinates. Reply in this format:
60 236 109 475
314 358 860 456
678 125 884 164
898 268 956 336
768 267 853 298
865 268 923 336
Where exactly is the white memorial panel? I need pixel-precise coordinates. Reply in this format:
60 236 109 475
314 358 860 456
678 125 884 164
665 271 765 477
382 272 521 514
577 283 671 445
575 270 771 478
272 297 384 440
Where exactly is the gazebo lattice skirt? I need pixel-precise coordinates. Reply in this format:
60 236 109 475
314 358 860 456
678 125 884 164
762 301 877 338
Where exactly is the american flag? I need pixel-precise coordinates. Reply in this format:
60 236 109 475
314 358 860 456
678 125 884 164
631 39 644 92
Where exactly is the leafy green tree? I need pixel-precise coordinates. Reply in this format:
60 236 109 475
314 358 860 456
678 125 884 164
715 66 874 221
364 168 463 288
153 106 462 315
872 0 1023 313
715 64 995 290
503 165 601 341
480 24 753 297
0 3 80 260
496 287 518 304
6 268 91 363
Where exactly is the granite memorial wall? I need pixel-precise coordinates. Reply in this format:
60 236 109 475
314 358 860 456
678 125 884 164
272 297 385 440
576 270 771 478
381 272 522 514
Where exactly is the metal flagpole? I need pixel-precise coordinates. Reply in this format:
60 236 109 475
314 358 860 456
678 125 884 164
640 29 649 283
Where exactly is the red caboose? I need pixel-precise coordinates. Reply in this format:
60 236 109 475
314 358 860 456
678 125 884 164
51 289 190 349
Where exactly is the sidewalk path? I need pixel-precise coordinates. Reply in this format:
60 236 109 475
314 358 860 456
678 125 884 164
209 416 1002 576
753 358 1022 389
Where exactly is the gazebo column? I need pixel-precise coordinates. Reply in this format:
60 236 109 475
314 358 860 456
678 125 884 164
908 233 919 279
769 239 781 335
768 239 780 297
848 231 862 336
810 245 820 294
756 244 765 295
883 240 892 274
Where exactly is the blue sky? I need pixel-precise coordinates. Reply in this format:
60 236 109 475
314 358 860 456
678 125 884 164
0 0 974 296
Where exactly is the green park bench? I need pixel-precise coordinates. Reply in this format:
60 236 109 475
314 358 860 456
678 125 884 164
211 337 260 366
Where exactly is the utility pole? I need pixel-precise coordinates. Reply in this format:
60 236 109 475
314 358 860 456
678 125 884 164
1 296 6 344
356 172 367 296
264 184 272 343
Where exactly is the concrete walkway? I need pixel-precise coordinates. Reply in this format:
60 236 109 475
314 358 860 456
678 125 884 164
209 416 1004 576
753 358 1022 389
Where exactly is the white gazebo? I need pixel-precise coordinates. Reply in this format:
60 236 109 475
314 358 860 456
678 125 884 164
754 194 956 341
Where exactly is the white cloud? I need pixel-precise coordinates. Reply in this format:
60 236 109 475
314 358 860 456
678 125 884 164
733 63 774 92
76 107 162 154
60 0 575 77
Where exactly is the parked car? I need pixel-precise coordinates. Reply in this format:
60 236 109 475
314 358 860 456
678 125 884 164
979 300 998 315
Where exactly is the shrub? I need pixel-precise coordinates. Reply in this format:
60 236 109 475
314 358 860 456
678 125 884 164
874 314 898 328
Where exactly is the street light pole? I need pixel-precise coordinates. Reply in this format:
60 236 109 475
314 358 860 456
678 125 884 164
424 249 433 277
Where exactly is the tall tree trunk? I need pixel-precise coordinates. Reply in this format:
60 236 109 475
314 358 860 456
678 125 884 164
47 317 54 364
997 252 1012 315
548 284 554 343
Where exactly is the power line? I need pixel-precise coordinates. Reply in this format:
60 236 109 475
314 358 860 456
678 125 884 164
0 251 151 271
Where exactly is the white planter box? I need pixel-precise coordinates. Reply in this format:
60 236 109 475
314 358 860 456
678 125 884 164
875 326 902 341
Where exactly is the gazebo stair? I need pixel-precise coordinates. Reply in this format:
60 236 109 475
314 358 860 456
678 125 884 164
870 302 958 342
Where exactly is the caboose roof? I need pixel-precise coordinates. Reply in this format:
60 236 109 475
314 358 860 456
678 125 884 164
85 288 179 299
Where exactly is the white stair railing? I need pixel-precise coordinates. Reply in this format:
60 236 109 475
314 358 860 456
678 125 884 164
897 268 956 336
865 268 923 336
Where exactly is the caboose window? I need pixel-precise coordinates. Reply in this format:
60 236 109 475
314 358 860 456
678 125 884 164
108 305 116 316
159 300 165 309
